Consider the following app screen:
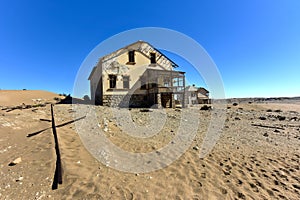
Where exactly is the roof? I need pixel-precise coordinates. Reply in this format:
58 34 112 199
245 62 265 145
198 87 209 93
88 41 180 80
100 40 179 67
185 85 198 92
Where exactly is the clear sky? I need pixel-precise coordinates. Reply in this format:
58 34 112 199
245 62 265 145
1 0 299 98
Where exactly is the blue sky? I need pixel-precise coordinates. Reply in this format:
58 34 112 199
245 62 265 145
1 0 299 98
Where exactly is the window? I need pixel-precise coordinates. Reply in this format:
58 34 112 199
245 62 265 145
163 77 170 87
123 76 130 89
128 50 135 63
109 75 117 88
150 53 156 64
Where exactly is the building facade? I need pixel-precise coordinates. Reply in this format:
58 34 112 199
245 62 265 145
88 41 185 108
184 85 210 106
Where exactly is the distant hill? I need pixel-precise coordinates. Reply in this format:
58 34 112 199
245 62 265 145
0 90 62 107
224 96 300 104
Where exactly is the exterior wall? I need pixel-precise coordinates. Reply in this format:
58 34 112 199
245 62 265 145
185 91 198 105
198 98 210 104
103 94 148 108
102 51 166 97
89 41 184 108
90 61 103 104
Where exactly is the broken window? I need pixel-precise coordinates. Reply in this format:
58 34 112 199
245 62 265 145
109 75 117 89
123 76 130 89
128 50 135 63
150 53 156 64
163 77 170 87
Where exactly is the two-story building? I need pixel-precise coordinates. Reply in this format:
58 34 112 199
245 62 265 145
184 85 210 106
88 41 186 108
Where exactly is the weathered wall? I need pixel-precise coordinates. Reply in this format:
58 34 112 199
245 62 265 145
103 94 149 108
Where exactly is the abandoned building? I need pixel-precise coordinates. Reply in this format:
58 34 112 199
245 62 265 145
88 41 186 108
197 87 210 104
184 85 210 105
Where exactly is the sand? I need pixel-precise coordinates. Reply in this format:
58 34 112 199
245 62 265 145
0 91 299 199
0 90 61 107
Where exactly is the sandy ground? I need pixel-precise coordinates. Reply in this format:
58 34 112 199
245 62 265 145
0 91 299 199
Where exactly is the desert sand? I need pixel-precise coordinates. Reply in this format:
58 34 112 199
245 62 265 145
0 90 299 199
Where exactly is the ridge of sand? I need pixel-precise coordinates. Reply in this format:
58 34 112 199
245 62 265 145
0 90 61 107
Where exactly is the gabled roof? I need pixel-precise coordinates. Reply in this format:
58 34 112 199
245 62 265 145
100 40 178 67
198 87 209 93
185 85 198 92
89 41 180 80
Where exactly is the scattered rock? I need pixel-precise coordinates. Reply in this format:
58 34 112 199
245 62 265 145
223 170 231 176
263 133 269 137
232 103 238 106
103 118 109 132
193 146 199 151
274 109 282 113
221 188 228 194
290 117 298 121
175 104 182 109
198 181 202 187
16 176 24 182
266 109 272 112
201 173 206 178
238 192 245 199
234 117 241 120
292 184 300 190
9 157 22 166
140 109 151 112
277 116 286 121
259 116 267 120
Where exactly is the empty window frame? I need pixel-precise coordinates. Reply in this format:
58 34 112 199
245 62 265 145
109 75 117 88
150 52 156 64
128 50 135 63
163 77 170 87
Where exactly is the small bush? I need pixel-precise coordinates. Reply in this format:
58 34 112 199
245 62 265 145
83 95 90 101
200 105 212 110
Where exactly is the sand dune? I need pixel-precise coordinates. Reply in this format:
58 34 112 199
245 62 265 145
0 92 299 199
0 90 61 107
